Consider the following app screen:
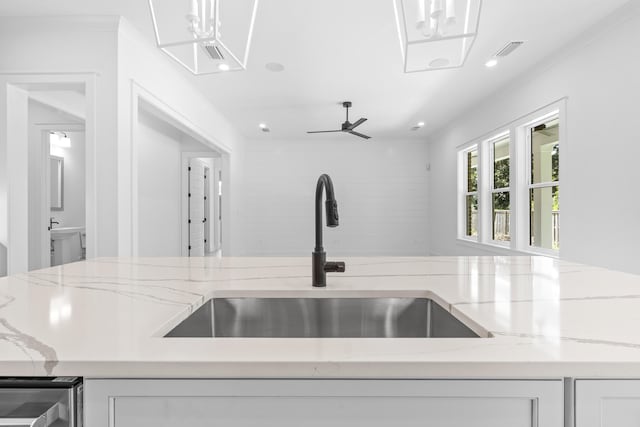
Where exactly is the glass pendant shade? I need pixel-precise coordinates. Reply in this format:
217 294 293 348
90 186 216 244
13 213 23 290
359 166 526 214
394 0 482 72
148 0 259 75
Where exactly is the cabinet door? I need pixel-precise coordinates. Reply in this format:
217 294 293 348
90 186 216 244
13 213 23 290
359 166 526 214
576 379 640 427
86 379 563 427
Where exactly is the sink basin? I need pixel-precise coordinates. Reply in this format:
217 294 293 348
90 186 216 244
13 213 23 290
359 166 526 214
165 297 485 338
50 226 85 239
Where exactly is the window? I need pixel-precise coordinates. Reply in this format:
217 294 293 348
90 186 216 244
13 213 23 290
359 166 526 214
528 117 560 250
490 135 510 243
462 147 478 239
457 103 563 256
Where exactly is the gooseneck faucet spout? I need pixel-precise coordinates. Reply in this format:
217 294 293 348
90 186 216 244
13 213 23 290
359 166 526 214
313 174 345 287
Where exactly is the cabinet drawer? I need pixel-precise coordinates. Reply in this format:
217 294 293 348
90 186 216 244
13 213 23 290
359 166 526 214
87 379 563 427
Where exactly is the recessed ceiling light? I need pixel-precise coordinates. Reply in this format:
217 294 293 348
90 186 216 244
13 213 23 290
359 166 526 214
259 123 267 129
265 62 285 72
218 63 230 71
485 58 498 68
417 121 425 127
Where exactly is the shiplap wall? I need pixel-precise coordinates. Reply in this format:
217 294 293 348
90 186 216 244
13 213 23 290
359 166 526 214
234 138 430 256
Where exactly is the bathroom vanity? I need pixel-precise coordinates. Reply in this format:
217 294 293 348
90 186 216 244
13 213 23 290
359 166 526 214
50 227 86 266
1 256 640 426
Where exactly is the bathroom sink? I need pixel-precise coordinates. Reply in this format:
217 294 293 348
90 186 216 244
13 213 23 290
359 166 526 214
165 297 486 338
50 226 85 239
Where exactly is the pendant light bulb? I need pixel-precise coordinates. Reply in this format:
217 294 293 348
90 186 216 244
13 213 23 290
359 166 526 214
445 0 456 24
416 0 426 30
431 0 444 19
200 0 207 35
189 0 198 18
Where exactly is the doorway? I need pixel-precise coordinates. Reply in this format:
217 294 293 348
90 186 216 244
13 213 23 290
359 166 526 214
28 85 88 270
1 74 96 276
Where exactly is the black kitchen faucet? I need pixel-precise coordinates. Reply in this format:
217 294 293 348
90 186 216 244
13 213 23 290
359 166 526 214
312 174 345 287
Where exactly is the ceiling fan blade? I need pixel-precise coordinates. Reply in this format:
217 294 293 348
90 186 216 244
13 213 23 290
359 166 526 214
307 130 343 134
349 130 371 140
348 118 367 130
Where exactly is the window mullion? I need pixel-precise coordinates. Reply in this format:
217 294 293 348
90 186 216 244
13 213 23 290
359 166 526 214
514 125 528 252
479 139 492 244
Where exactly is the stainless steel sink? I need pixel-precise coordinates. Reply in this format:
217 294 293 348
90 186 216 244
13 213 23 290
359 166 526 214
165 298 483 338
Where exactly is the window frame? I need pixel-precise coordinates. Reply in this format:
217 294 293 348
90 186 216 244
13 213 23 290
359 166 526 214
458 144 479 242
488 131 511 246
524 114 561 256
456 100 565 257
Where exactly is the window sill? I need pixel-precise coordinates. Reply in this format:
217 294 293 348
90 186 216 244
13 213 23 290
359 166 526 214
456 238 520 255
456 238 558 258
519 246 560 259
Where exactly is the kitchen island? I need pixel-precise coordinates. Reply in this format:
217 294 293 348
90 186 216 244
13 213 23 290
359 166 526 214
1 256 640 426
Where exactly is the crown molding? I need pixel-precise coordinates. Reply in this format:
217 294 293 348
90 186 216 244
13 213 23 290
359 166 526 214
0 15 121 33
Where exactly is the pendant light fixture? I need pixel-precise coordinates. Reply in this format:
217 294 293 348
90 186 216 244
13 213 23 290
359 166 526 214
394 0 483 72
148 0 259 75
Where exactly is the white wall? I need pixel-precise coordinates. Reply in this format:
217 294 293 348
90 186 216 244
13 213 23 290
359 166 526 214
0 84 29 274
137 109 217 256
427 3 640 274
117 19 243 256
235 138 430 256
0 17 119 271
137 110 183 256
0 17 243 276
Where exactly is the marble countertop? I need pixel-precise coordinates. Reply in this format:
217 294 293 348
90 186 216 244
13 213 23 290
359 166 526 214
1 256 640 378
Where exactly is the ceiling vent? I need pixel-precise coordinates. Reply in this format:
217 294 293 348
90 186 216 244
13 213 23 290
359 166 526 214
495 41 525 57
202 43 225 61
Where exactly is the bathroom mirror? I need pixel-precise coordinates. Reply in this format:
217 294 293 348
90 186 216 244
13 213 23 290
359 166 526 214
50 156 64 211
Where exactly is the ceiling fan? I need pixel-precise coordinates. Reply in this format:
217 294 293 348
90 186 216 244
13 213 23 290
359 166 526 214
307 101 371 140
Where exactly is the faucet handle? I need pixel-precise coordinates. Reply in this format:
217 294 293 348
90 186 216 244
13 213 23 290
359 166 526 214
324 261 345 273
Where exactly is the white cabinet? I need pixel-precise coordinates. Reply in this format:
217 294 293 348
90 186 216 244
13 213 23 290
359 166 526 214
575 380 640 427
85 379 563 427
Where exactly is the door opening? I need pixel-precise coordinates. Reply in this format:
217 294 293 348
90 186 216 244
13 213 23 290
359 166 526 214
27 85 87 270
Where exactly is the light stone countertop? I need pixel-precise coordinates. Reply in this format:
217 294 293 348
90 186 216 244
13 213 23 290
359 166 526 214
1 256 639 379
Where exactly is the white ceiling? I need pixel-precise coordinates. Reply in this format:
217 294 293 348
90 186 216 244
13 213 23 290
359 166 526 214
0 0 632 141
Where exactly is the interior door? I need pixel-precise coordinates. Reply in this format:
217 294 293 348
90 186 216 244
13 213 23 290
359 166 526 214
188 159 206 257
203 166 211 254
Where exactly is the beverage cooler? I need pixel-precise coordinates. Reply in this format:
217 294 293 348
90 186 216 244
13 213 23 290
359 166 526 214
0 377 82 427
